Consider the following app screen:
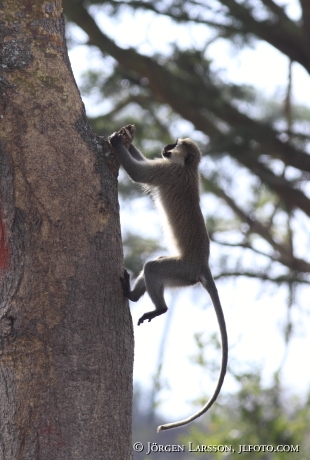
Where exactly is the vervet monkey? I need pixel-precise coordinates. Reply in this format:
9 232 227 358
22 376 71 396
109 126 228 432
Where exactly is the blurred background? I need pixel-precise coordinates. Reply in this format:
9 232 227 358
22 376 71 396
63 0 310 457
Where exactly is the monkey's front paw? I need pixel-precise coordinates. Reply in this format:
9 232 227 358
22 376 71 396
118 124 135 148
109 132 123 147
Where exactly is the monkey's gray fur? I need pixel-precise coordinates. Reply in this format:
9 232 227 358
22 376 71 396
109 132 228 432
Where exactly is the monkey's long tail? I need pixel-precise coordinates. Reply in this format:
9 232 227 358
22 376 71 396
157 268 228 432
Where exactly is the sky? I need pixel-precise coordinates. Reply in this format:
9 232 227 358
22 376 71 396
67 0 310 421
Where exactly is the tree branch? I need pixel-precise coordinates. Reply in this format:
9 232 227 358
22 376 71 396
220 0 310 73
102 0 310 72
214 270 310 284
299 0 310 58
203 176 310 273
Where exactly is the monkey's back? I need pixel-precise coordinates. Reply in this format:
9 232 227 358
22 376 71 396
152 165 209 263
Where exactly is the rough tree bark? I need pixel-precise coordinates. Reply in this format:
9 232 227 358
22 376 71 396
0 1 134 459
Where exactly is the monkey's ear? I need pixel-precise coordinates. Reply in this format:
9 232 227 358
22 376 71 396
184 151 195 165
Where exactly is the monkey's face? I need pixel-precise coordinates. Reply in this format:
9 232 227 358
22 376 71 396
162 138 201 166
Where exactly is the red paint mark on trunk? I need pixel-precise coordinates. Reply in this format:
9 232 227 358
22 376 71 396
0 210 10 270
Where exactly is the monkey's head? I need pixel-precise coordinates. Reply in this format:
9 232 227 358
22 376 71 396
162 138 201 167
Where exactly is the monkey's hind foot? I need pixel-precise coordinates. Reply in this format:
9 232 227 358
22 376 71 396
137 307 168 326
120 269 131 299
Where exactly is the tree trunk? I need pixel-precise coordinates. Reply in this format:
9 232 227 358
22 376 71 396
0 1 134 459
